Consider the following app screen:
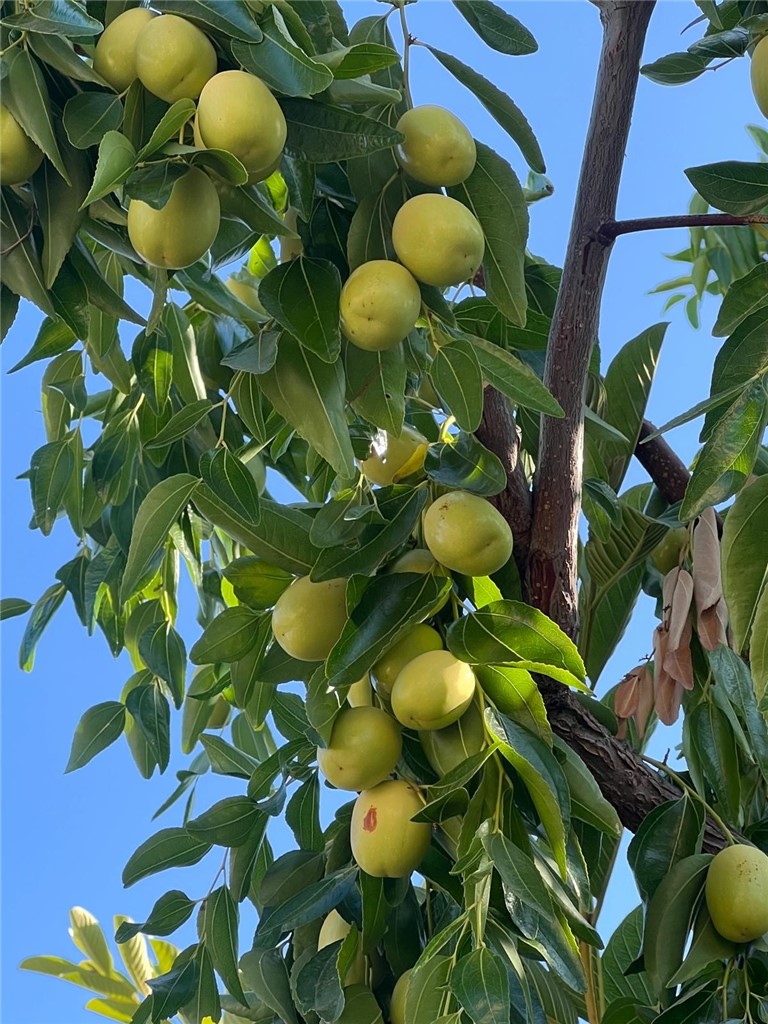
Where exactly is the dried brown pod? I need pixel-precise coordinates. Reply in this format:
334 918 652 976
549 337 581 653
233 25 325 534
653 625 684 726
692 507 730 650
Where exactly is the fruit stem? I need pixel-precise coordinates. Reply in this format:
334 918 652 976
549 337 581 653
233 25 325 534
396 0 413 108
642 754 737 846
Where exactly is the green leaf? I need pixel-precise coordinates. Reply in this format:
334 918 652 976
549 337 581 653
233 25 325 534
145 400 212 450
124 161 188 210
200 734 258 779
181 944 221 1024
328 41 400 78
137 99 196 160
554 738 621 837
709 646 768 784
685 160 768 216
191 607 262 666
432 49 544 174
186 797 261 847
453 0 537 55
151 0 263 39
122 828 212 887
138 622 186 709
346 175 402 268
259 332 355 477
148 949 200 1020
240 948 299 1024
294 942 346 1021
259 256 342 362
30 439 75 536
3 1 102 34
200 448 261 524
702 307 768 440
424 434 506 496
19 581 66 671
82 131 137 207
33 138 90 287
255 864 358 945
627 796 704 904
0 597 31 621
281 98 404 162
452 948 510 1024
1 285 20 341
713 262 768 337
64 702 126 774
234 9 333 97
685 702 741 822
205 885 246 1003
405 952 455 1023
63 92 123 150
345 343 406 436
641 51 711 85
680 380 767 520
28 32 109 84
0 190 56 318
475 666 550 744
447 600 586 687
471 337 562 417
121 475 199 601
116 891 196 942
4 47 69 183
721 474 768 652
286 774 323 851
125 685 171 773
602 907 655 1007
431 340 484 432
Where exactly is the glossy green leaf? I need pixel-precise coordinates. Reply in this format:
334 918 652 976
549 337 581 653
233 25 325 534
19 582 66 672
255 864 358 946
190 607 261 666
452 947 510 1024
4 47 69 182
137 99 196 160
713 262 768 337
554 738 621 837
204 885 245 1003
0 191 56 318
685 702 741 822
81 131 137 207
115 891 196 943
345 341 406 436
424 434 506 496
627 796 704 903
122 828 212 887
30 439 75 536
33 138 90 287
151 0 262 39
148 949 200 1020
234 9 333 97
453 0 536 54
431 339 484 432
472 337 562 416
200 447 261 524
641 51 711 85
286 774 323 852
602 907 655 1007
702 307 768 440
125 684 171 773
65 701 126 773
259 256 342 362
187 797 261 847
239 948 299 1024
0 597 31 621
686 160 768 216
721 474 768 652
63 92 123 150
281 98 403 162
145 400 212 450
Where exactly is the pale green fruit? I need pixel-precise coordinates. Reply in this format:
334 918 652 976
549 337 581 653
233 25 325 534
359 425 428 486
650 526 687 575
395 105 476 186
424 490 513 577
391 649 476 731
347 675 374 707
318 910 366 985
280 208 303 262
392 194 484 288
336 985 383 1024
705 844 768 943
318 707 402 791
351 780 431 878
226 274 267 315
127 167 220 269
420 700 486 776
751 35 768 118
135 14 217 102
340 260 421 351
0 106 43 185
390 969 411 1024
271 575 348 661
391 549 441 574
93 7 156 91
197 70 287 177
371 624 443 699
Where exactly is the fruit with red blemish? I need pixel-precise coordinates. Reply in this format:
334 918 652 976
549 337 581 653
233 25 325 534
350 779 431 878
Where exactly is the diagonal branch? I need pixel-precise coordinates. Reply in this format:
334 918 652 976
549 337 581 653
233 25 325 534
597 212 768 245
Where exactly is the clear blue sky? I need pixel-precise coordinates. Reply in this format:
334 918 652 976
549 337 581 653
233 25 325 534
1 2 760 1021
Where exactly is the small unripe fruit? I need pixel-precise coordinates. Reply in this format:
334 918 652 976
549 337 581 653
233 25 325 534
395 105 476 187
650 526 687 575
280 208 303 262
226 274 267 315
705 844 768 943
337 985 383 1023
390 969 411 1024
0 106 43 185
751 35 768 118
351 780 431 878
359 426 428 486
341 260 422 352
424 490 513 577
197 70 287 179
127 167 220 269
93 7 156 91
391 649 476 731
318 910 366 985
391 549 442 575
135 14 217 103
271 575 348 662
317 706 402 791
420 701 485 776
347 675 374 707
371 624 443 699
392 194 484 288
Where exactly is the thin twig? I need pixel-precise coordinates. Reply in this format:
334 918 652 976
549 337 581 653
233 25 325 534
597 213 768 245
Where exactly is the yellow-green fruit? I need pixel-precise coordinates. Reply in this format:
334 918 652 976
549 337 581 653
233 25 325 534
318 911 366 985
226 274 267 315
135 14 217 102
705 844 768 943
751 35 768 118
337 985 383 1024
360 425 428 486
420 700 485 776
0 106 43 185
392 194 485 288
206 696 231 729
371 624 443 699
391 649 476 731
271 575 348 661
317 706 402 791
280 208 303 262
391 549 442 575
197 70 286 177
424 490 513 577
390 969 411 1024
650 526 687 575
93 7 156 91
351 780 431 878
347 675 374 707
395 105 476 187
127 167 220 269
340 260 422 351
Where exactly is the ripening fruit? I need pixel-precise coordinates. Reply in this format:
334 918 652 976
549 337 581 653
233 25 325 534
280 208 304 262
197 71 287 180
424 490 513 577
340 260 422 352
391 549 442 574
93 7 156 91
390 969 411 1024
751 35 768 118
135 14 217 102
226 274 267 315
395 105 476 187
271 575 348 662
337 985 384 1024
371 624 443 699
359 425 428 486
318 911 366 985
705 844 768 943
317 707 402 791
392 194 485 288
421 700 486 776
650 526 687 575
351 780 431 878
127 167 220 269
0 106 44 185
391 649 476 731
347 675 374 707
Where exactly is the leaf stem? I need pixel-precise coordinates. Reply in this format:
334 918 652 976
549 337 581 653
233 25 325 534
396 0 413 108
642 754 736 845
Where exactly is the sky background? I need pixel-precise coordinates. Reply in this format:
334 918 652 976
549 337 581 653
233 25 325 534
1 1 763 1021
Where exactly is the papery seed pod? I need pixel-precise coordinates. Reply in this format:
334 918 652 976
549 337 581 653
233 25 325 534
635 664 655 739
615 665 644 720
653 625 684 726
693 507 722 616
